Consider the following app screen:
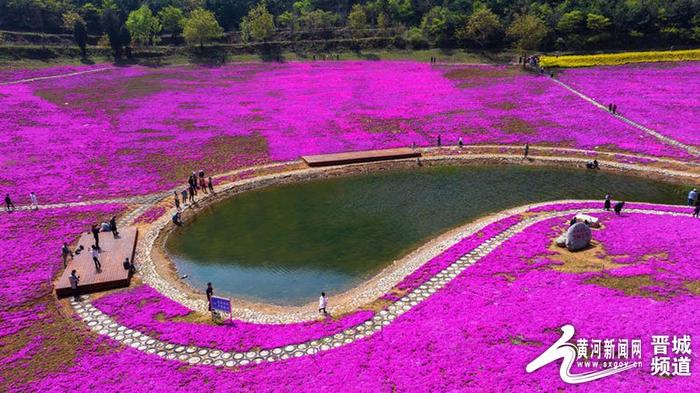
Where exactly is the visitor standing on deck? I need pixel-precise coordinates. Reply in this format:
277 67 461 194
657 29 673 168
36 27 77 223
90 224 100 249
206 283 213 311
91 245 102 272
319 292 328 315
109 216 119 238
69 270 80 301
62 242 74 267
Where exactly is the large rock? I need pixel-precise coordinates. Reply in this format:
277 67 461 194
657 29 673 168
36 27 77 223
574 214 600 228
565 222 592 251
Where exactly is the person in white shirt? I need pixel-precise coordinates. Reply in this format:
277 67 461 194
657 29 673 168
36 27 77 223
29 192 38 210
318 292 328 315
688 188 698 206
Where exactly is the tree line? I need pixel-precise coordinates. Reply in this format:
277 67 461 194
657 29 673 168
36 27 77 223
2 0 700 58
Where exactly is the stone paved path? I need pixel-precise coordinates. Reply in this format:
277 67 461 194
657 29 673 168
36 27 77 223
550 77 700 157
0 67 114 85
68 205 688 369
2 148 697 217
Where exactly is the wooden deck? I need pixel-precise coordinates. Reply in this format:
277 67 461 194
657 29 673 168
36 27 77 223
301 148 421 167
55 227 138 298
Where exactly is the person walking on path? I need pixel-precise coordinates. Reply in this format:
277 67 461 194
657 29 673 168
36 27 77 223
109 216 119 238
5 194 15 212
694 205 700 218
604 194 612 211
458 137 463 148
208 177 214 194
199 176 207 194
181 189 188 207
319 292 328 315
91 245 101 272
524 143 529 159
29 192 38 210
90 224 101 249
174 192 181 212
688 188 698 206
69 270 80 301
61 242 74 267
206 282 214 311
437 134 441 147
614 201 625 216
188 185 196 203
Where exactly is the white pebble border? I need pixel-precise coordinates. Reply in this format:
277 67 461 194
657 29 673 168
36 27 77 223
71 205 691 368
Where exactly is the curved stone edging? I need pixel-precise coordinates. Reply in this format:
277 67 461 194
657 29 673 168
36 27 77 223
71 204 691 368
136 152 700 325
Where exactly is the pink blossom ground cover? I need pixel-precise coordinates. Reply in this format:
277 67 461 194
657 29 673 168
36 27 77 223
558 62 700 146
0 63 109 83
92 285 374 353
15 209 700 392
0 61 689 205
0 204 124 373
133 206 167 224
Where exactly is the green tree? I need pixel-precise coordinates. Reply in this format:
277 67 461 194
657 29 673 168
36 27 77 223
101 7 122 58
298 9 338 31
126 5 162 46
73 18 88 57
80 3 103 34
240 2 276 42
376 12 389 29
586 13 612 45
461 7 502 49
420 6 459 47
506 13 549 52
182 8 223 48
403 26 428 49
347 3 368 36
556 10 585 34
63 11 83 31
120 23 132 58
158 5 185 37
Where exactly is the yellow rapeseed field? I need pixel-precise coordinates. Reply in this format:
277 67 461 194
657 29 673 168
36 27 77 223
540 49 700 68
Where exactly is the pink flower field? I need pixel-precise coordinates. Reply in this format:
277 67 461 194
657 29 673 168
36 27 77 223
1 60 700 391
558 62 700 146
5 202 700 391
0 61 690 204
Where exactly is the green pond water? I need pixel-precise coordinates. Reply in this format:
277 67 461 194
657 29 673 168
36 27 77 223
165 165 686 305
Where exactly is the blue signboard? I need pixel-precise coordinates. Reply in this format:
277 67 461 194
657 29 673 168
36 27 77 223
211 296 232 314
